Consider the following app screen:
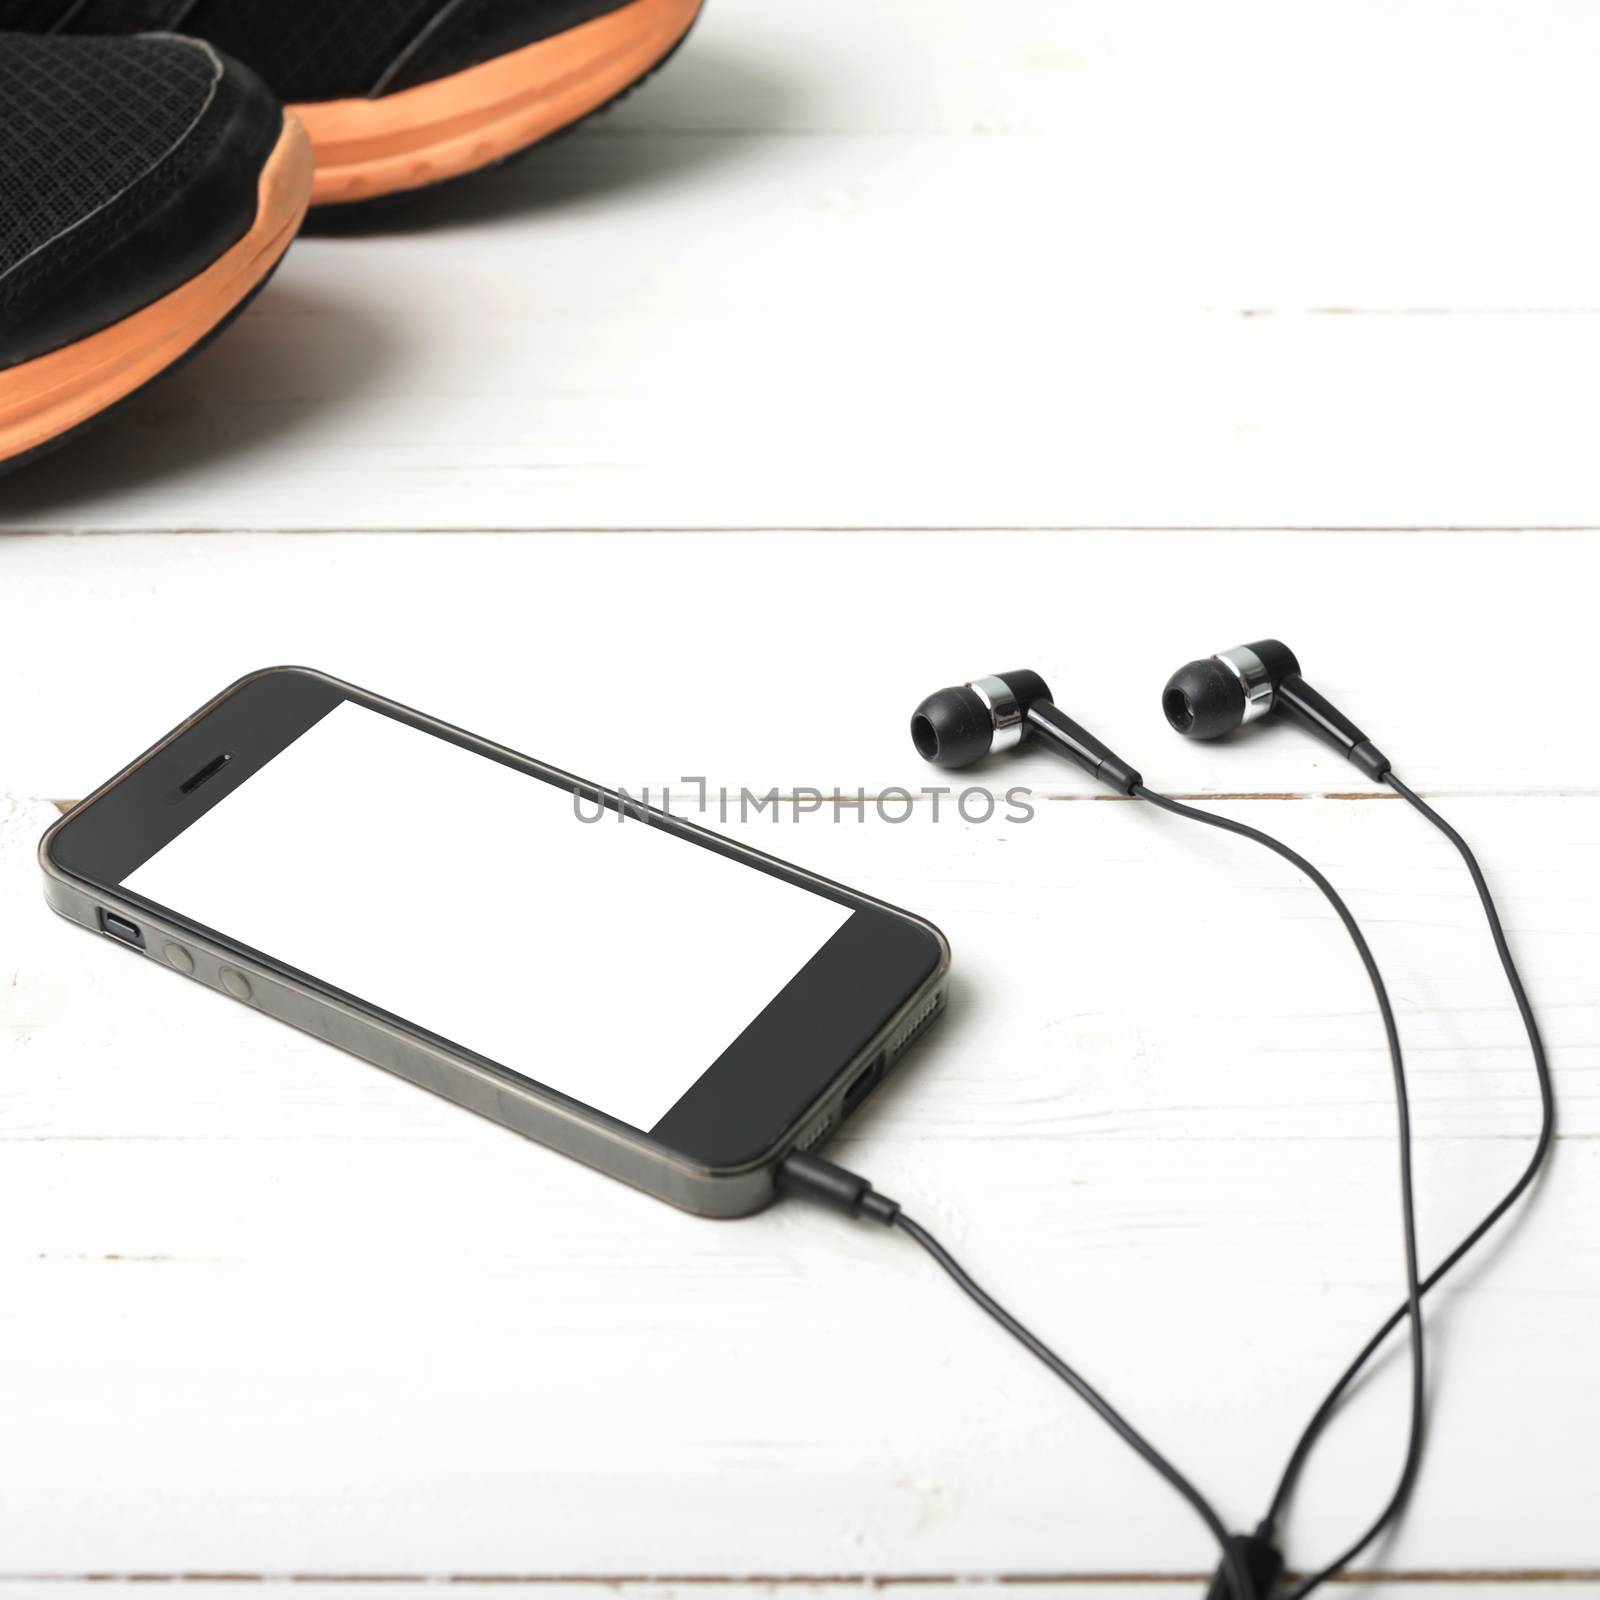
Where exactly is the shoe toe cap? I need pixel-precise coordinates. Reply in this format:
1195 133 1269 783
0 34 286 368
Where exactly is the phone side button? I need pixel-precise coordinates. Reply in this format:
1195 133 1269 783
163 943 195 976
219 967 253 1001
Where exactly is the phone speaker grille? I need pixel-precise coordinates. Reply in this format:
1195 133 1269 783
796 1111 834 1152
887 988 945 1062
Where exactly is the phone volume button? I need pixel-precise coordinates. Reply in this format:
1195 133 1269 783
163 943 195 975
219 967 253 1001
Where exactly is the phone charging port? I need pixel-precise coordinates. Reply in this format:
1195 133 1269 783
842 1053 886 1116
100 910 144 948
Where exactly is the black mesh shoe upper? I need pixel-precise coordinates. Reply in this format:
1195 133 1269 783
182 0 448 103
0 0 633 102
0 34 213 277
0 33 284 368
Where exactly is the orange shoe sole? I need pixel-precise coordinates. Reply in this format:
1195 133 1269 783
294 0 704 206
0 114 313 472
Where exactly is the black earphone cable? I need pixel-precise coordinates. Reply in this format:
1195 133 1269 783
784 785 1433 1600
1129 785 1428 1593
776 1150 1258 1600
899 663 1550 1590
1257 774 1556 1592
896 1209 1259 1597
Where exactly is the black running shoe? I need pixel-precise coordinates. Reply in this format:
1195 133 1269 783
16 0 704 207
0 33 312 472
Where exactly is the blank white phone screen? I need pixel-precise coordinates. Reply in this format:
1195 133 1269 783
124 700 853 1130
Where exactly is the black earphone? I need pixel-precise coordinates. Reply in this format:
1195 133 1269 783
1162 639 1389 780
783 644 1553 1600
910 641 1383 783
911 669 1143 791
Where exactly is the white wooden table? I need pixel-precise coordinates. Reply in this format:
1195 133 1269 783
3 3 1598 1593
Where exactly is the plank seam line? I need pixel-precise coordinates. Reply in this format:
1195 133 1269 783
8 525 1600 538
2 1572 1596 1586
7 1133 1587 1146
37 789 1598 816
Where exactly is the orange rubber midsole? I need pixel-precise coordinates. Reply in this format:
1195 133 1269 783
294 0 703 205
0 114 313 466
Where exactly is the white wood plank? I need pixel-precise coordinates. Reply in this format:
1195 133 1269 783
6 275 1600 534
4 1120 1592 1574
4 786 1591 1573
602 0 1600 143
1 531 1595 802
4 1 1600 529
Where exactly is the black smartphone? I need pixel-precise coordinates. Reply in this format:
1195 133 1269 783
40 668 949 1215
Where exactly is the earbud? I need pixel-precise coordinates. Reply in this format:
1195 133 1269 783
911 670 1143 793
910 669 1051 768
1162 639 1390 780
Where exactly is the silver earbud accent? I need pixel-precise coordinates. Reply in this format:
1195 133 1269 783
1217 645 1276 725
970 674 1024 753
